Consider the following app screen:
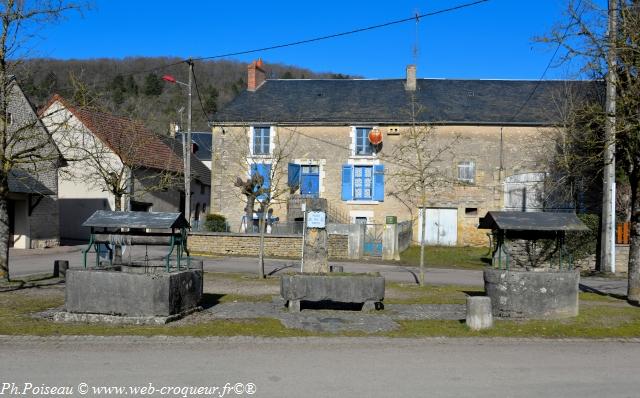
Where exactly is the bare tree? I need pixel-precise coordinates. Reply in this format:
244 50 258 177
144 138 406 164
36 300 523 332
543 0 640 303
0 0 83 280
227 125 298 278
381 97 460 286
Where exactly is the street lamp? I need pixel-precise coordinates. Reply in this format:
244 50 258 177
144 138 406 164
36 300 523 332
162 61 193 224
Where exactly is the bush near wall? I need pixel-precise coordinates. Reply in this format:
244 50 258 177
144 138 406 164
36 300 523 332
203 214 228 232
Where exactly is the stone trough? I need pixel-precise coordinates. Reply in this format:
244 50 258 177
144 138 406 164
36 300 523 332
280 273 385 312
64 267 203 318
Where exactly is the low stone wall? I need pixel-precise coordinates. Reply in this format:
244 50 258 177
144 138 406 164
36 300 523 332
484 267 579 319
188 232 349 259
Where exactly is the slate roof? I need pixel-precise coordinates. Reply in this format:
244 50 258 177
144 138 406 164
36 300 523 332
82 210 189 229
478 211 589 231
213 79 601 126
43 95 210 185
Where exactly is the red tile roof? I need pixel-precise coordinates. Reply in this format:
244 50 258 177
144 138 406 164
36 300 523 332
42 94 210 184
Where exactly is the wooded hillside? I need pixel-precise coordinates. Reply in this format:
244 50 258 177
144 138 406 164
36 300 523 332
16 57 353 133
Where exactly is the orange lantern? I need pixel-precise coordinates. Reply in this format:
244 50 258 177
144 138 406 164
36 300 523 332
368 129 383 145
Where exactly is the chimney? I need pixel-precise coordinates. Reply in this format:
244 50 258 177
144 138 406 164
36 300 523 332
247 58 266 91
405 64 416 91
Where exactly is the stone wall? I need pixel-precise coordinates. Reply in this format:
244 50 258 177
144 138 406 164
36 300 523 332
500 238 561 269
188 232 349 259
211 125 551 247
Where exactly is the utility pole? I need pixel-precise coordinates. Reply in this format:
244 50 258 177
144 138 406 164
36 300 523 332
600 0 617 273
185 59 193 224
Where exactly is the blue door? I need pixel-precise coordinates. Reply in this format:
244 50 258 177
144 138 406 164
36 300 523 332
300 165 319 198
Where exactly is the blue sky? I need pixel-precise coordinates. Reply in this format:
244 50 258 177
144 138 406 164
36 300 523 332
31 0 605 79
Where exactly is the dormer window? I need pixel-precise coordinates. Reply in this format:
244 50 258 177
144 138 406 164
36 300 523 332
252 126 271 155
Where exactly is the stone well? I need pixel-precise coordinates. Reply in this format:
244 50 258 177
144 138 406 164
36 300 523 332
483 267 579 319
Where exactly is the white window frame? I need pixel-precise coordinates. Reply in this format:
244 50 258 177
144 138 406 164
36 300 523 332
457 160 475 184
249 125 275 157
350 126 377 158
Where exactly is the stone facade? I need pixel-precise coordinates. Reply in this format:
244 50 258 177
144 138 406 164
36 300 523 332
210 124 552 247
188 231 349 259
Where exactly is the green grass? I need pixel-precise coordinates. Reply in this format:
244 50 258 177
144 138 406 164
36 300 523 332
399 245 490 270
385 283 483 304
2 276 639 339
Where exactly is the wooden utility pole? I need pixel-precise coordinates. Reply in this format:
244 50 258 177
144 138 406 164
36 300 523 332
600 0 617 273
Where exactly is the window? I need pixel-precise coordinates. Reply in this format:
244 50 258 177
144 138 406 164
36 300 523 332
341 164 384 202
5 113 12 126
253 126 270 155
354 166 373 200
355 127 374 156
465 207 478 217
457 161 475 184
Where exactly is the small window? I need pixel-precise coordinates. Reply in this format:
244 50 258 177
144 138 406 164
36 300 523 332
252 126 270 155
465 207 478 217
457 161 475 184
355 127 374 156
5 113 12 126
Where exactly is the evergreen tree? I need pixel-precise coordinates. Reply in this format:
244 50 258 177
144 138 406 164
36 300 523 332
203 85 219 115
143 73 163 96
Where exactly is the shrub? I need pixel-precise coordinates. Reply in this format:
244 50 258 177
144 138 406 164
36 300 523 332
204 213 228 232
567 213 599 260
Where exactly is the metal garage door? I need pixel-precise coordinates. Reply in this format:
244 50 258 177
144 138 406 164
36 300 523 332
418 208 458 246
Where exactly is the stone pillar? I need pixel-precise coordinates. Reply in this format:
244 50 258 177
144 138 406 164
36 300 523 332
382 223 399 261
348 223 365 259
303 198 329 273
466 296 493 330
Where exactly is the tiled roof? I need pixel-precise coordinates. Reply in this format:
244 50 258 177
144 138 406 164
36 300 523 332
213 79 602 126
44 95 210 185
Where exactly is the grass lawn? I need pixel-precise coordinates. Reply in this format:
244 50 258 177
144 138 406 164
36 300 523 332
1 273 639 339
399 245 490 270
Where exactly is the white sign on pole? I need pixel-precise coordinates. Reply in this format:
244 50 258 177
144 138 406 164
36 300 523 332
306 211 326 229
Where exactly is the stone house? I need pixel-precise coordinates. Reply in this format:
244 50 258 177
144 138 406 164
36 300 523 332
4 77 63 248
40 95 211 243
210 61 598 247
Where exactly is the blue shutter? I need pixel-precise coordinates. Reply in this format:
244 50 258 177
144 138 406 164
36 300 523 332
252 163 271 200
373 164 384 201
341 164 353 201
288 163 301 191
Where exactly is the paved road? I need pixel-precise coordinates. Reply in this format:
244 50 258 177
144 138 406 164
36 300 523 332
6 245 628 295
1 336 639 398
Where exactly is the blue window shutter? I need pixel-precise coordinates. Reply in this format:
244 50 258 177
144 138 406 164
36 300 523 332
262 164 271 192
252 163 271 200
288 163 301 190
373 164 384 201
341 165 353 201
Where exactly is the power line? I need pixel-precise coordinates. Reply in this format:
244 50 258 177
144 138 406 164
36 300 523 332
192 0 490 62
191 63 213 124
509 0 583 121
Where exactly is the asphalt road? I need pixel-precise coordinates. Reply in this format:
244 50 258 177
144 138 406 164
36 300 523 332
6 245 628 295
1 336 639 398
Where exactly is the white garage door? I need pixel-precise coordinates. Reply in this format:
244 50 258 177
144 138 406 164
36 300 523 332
418 208 458 246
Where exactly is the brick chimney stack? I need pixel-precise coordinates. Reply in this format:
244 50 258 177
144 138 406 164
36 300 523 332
405 64 416 91
247 58 266 91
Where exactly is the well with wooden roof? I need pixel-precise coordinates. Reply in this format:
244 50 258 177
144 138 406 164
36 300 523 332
477 211 587 319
